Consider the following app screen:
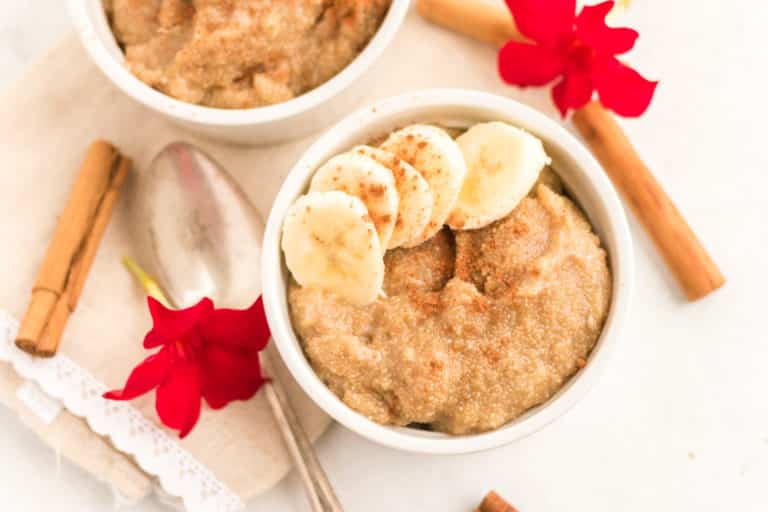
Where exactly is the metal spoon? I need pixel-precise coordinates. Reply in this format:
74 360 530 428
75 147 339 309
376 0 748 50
133 142 343 512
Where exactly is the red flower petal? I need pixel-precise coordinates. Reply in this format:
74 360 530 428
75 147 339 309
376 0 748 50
575 1 638 55
156 362 202 438
199 297 271 351
103 346 172 401
594 58 658 117
505 0 576 44
143 297 213 349
552 70 594 117
201 344 265 409
498 41 566 87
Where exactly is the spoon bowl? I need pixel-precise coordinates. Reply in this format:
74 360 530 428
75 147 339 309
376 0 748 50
133 142 263 309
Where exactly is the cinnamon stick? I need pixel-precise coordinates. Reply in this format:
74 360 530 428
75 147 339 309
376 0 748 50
572 102 725 299
474 491 519 512
418 0 522 48
67 154 131 310
35 141 117 295
15 141 132 357
417 0 725 300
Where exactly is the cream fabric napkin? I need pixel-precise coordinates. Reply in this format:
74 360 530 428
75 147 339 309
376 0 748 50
0 364 153 502
0 35 332 506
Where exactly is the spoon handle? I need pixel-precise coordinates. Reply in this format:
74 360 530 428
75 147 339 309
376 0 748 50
261 347 344 512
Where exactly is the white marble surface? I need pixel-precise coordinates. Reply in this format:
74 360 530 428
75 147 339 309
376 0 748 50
1 1 767 511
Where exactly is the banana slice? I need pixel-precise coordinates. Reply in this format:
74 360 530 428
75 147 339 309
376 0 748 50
281 191 384 306
380 124 467 245
352 146 433 249
310 153 399 251
447 122 550 230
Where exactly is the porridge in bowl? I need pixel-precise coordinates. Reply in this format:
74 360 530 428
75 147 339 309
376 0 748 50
281 122 612 435
104 0 391 108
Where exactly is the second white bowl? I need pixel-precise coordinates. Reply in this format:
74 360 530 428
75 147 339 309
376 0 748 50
69 0 411 145
262 89 634 454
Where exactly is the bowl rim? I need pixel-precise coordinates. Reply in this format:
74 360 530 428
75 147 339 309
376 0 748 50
262 89 634 454
68 0 411 126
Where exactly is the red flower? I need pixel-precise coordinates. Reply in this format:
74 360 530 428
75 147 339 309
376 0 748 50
104 297 270 438
498 0 658 117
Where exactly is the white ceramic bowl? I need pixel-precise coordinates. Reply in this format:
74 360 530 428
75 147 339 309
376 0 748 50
262 89 634 454
68 0 410 145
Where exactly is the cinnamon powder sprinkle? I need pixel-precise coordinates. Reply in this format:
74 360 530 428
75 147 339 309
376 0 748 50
289 184 611 434
106 0 392 108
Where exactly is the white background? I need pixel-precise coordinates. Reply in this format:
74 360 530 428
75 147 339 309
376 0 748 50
1 1 767 511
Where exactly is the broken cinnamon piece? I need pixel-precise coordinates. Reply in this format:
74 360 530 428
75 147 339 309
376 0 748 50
474 491 519 512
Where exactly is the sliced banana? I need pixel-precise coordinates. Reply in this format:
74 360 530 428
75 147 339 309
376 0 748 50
309 153 399 251
447 122 550 230
352 146 433 249
380 124 467 245
281 191 384 306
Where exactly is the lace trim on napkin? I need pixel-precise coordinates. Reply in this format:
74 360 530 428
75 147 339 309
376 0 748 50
0 310 243 512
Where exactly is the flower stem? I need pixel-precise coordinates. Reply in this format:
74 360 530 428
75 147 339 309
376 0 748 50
122 256 173 308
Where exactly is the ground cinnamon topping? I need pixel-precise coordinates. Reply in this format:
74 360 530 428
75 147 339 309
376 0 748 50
289 183 612 434
105 0 391 108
